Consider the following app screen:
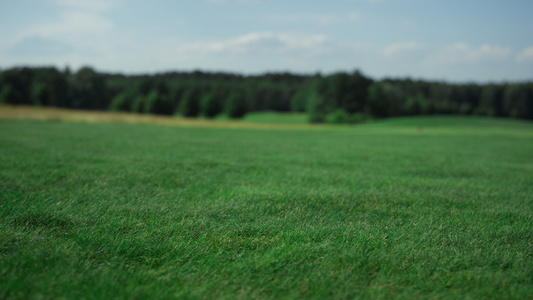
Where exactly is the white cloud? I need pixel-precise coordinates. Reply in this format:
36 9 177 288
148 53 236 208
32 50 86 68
381 42 425 57
178 32 330 55
268 12 361 26
269 14 336 25
8 36 74 56
132 32 379 74
9 0 120 59
22 11 114 39
426 43 511 65
20 0 119 40
51 0 121 12
206 0 262 3
516 46 533 63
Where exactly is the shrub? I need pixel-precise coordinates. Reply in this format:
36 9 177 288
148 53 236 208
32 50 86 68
459 102 472 115
307 91 325 123
326 109 349 124
349 112 372 124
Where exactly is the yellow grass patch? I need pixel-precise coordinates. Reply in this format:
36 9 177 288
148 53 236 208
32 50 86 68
0 106 317 130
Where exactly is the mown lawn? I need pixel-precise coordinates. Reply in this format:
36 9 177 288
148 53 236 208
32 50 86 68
242 111 308 125
0 116 532 299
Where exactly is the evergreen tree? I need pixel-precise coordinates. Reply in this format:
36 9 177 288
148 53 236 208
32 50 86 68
109 93 130 112
70 66 106 110
225 92 247 119
201 92 221 118
179 89 200 117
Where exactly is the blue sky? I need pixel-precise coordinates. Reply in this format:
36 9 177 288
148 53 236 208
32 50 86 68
1 0 532 82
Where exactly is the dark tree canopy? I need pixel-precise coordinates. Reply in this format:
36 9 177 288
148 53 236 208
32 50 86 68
1 66 532 122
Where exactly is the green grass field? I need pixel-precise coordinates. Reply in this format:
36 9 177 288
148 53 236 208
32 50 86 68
1 115 532 299
243 111 309 124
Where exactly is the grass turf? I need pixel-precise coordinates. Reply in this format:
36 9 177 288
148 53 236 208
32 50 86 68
243 111 309 125
0 116 532 299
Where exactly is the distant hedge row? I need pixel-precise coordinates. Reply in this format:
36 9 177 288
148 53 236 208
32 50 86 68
1 66 532 122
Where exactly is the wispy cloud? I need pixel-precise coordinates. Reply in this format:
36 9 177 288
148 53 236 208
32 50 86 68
267 12 361 26
426 43 511 65
8 36 74 57
381 42 425 57
1 0 126 69
21 11 114 39
178 32 330 55
51 0 121 12
9 0 121 58
205 0 262 3
130 32 377 74
516 46 533 63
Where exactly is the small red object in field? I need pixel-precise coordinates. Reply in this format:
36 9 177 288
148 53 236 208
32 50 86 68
416 126 422 132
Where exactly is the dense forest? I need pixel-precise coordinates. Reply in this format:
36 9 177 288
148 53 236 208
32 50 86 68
1 66 532 122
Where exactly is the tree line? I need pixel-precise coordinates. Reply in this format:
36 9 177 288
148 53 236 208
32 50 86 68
1 66 532 122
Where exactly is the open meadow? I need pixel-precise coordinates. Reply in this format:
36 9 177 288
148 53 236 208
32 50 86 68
0 110 532 299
